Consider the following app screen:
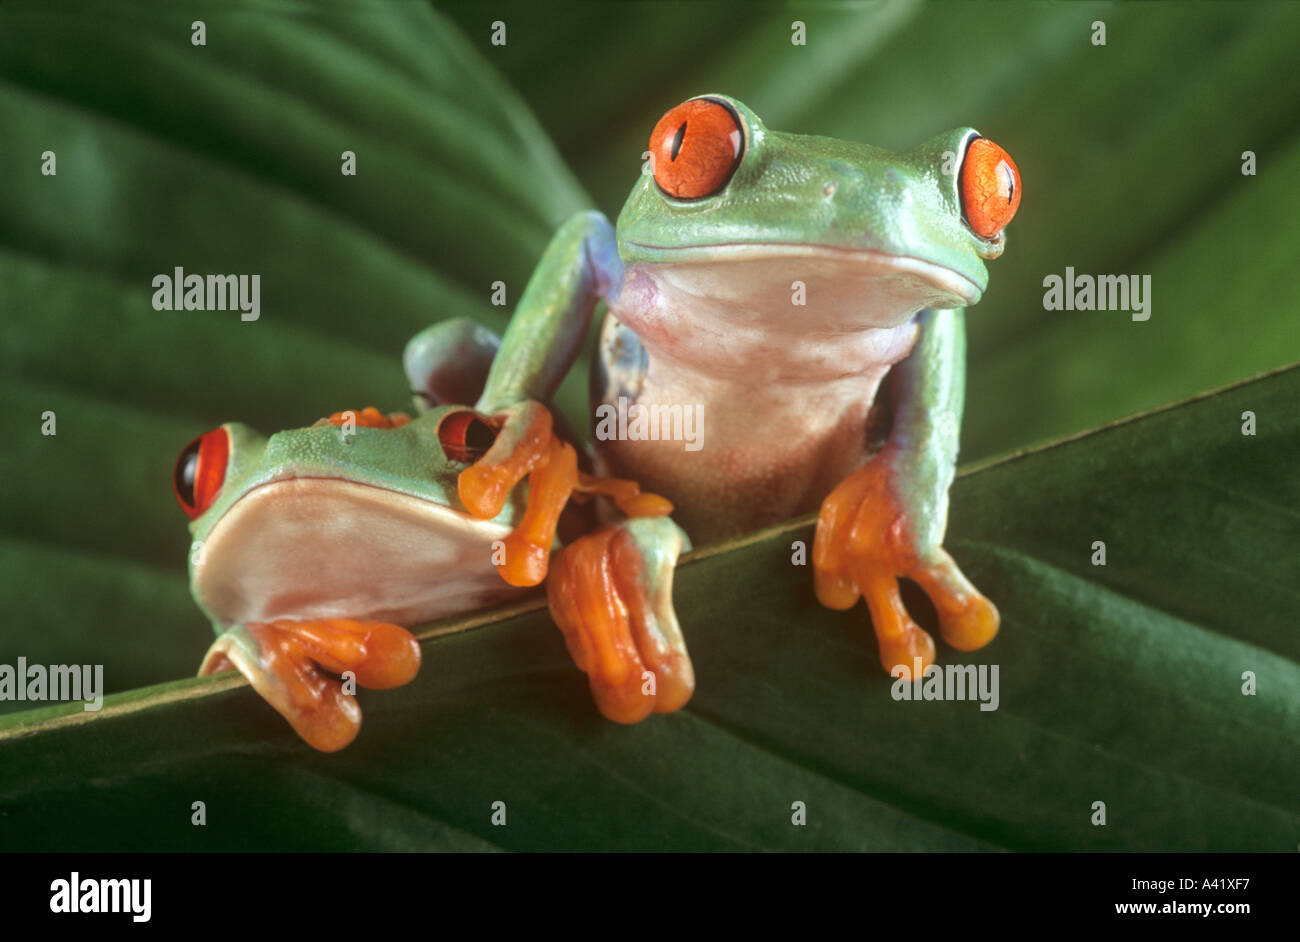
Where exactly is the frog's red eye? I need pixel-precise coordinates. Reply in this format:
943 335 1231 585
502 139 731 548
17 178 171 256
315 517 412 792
173 428 230 521
437 410 498 465
960 137 1021 238
649 98 744 200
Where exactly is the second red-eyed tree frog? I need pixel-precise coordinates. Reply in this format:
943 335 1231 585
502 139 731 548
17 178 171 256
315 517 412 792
174 398 670 750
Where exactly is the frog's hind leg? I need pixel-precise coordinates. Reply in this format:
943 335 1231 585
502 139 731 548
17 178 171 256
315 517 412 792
404 317 501 412
199 618 421 751
405 317 589 452
547 516 694 723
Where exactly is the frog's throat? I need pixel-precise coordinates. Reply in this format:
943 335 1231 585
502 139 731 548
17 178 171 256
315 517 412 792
192 477 517 630
622 241 983 305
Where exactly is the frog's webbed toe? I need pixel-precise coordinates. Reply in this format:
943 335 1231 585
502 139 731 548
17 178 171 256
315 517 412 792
548 517 693 724
813 452 998 678
905 549 1000 653
457 400 672 588
315 406 410 429
199 618 421 751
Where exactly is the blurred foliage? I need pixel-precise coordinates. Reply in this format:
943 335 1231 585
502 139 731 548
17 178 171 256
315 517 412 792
0 0 1296 849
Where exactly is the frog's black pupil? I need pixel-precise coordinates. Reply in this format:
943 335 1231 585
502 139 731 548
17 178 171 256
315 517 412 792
175 443 199 507
464 418 496 458
670 122 686 162
438 411 500 464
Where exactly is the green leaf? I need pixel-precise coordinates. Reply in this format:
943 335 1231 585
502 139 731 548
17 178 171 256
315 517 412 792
3 365 1295 851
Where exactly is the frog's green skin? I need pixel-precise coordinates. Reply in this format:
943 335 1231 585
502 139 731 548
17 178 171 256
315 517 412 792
187 408 526 636
469 94 1003 546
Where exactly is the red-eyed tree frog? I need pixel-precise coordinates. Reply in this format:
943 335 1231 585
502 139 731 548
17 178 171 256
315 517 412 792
173 94 1020 750
173 398 668 751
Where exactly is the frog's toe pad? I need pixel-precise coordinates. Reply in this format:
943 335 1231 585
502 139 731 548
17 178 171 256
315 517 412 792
879 624 936 679
908 548 1000 652
198 619 421 752
320 407 410 429
936 591 999 651
548 518 694 724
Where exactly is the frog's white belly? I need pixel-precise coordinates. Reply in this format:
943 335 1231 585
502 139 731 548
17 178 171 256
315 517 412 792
595 367 901 541
193 479 523 629
600 259 927 541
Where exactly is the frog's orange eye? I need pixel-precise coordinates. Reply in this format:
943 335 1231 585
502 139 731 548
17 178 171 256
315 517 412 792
960 137 1021 239
437 410 498 465
649 98 744 200
173 428 230 521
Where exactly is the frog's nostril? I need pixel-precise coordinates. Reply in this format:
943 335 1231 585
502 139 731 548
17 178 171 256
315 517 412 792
437 410 498 464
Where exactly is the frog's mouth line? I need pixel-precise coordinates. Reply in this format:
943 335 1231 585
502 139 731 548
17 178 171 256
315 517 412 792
193 477 518 630
625 241 984 304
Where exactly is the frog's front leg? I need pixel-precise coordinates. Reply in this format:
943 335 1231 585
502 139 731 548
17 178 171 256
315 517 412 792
455 211 697 720
477 210 623 415
199 618 421 751
456 209 626 586
547 516 693 723
814 308 999 677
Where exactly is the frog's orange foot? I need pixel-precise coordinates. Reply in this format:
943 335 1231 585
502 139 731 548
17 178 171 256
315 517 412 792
813 455 998 678
547 517 693 724
199 618 421 751
321 407 410 429
455 400 671 588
